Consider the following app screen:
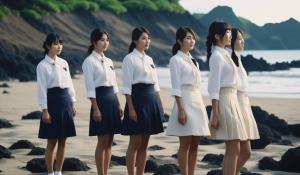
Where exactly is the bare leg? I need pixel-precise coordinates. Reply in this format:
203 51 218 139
223 140 240 175
126 135 142 175
136 135 150 175
178 136 191 175
95 135 110 175
236 140 251 175
103 134 114 175
46 139 58 173
56 138 67 172
188 136 200 175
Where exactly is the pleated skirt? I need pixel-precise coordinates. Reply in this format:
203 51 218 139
237 91 260 140
209 87 248 140
121 83 164 135
38 87 76 139
89 86 122 136
166 85 211 136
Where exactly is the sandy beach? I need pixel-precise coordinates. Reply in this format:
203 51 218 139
0 74 299 175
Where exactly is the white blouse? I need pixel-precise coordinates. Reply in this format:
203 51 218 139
236 52 249 92
36 55 76 109
208 46 237 100
121 48 160 95
225 48 249 92
82 51 118 98
169 50 201 97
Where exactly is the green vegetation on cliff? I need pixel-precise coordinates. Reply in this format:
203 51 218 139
0 0 185 20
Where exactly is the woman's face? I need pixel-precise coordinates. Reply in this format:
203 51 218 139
48 41 63 55
221 29 232 46
234 31 244 51
135 32 150 51
180 32 195 51
94 34 109 52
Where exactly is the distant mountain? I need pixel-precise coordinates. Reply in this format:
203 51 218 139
262 18 300 49
194 6 300 50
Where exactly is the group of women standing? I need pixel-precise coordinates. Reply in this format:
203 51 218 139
36 20 259 175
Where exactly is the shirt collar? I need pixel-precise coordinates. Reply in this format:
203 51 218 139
45 54 58 65
177 50 193 61
213 45 231 58
92 50 106 62
133 48 145 58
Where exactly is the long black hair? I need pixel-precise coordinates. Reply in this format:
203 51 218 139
172 27 196 55
43 33 63 54
206 21 231 61
88 28 109 54
128 27 150 53
230 28 243 66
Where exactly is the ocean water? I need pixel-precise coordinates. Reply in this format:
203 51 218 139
242 50 300 63
156 67 300 99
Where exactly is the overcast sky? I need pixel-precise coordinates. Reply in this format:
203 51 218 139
179 0 300 26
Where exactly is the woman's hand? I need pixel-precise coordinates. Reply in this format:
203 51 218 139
72 104 76 116
93 107 102 122
211 111 220 129
118 106 123 118
178 108 187 125
42 110 51 124
129 108 137 122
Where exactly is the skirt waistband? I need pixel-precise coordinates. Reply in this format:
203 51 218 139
132 83 155 94
96 86 114 93
181 84 201 90
220 87 237 94
47 87 68 94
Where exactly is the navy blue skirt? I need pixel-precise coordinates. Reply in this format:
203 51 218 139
89 86 122 136
121 83 164 135
38 87 76 139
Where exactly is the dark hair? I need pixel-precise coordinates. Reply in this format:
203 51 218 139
230 28 243 67
88 28 109 54
129 27 150 53
172 27 196 55
43 33 63 54
206 21 231 61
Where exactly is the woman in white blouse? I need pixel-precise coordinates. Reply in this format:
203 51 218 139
82 29 122 175
228 28 260 174
166 27 210 175
121 27 164 175
206 21 247 175
36 33 76 175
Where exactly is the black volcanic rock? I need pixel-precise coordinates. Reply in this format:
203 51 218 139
289 124 300 137
278 146 300 173
27 147 46 155
258 157 279 171
250 124 272 149
22 111 42 120
0 145 14 159
154 164 180 175
202 154 224 166
9 140 35 149
0 118 13 128
148 145 165 151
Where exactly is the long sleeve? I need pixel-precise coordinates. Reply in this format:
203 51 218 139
82 59 96 98
66 62 76 102
36 64 48 109
121 57 133 95
111 61 119 94
208 54 223 100
169 58 182 97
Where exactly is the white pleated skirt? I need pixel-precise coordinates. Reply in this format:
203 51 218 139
209 87 248 141
166 85 211 136
237 91 260 140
